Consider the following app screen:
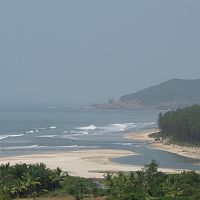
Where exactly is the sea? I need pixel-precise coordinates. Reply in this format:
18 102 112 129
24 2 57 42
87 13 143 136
0 105 199 170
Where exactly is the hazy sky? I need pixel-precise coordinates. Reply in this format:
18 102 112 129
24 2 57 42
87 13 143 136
0 0 200 105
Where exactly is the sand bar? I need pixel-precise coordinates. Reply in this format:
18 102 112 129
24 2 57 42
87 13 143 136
124 129 200 161
0 149 184 178
124 129 157 142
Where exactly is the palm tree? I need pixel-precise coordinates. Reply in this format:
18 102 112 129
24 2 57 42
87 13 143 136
22 172 41 199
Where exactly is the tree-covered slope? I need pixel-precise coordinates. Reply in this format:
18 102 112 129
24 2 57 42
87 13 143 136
158 105 200 145
120 79 200 108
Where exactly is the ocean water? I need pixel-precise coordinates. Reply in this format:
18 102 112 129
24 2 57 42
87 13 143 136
0 105 199 170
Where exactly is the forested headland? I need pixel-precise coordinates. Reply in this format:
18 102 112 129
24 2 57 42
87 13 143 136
0 161 200 200
158 105 200 145
95 79 200 110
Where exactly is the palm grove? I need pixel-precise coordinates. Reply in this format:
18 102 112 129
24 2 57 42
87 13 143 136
0 161 200 200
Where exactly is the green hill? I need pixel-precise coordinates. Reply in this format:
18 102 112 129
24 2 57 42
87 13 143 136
95 79 200 109
119 79 200 109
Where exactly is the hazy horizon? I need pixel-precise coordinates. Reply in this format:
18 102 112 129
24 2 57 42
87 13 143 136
0 1 200 106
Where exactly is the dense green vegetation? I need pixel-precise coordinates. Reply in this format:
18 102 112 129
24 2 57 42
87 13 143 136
104 160 200 200
0 163 100 200
0 161 200 200
158 105 200 145
120 79 200 108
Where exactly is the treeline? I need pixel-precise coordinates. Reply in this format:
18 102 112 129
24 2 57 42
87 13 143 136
105 160 200 200
1 161 200 200
158 105 200 145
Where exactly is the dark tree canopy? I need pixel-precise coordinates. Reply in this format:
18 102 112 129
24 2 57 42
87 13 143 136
158 105 200 145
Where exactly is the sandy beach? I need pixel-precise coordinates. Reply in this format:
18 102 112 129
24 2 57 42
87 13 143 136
0 149 184 178
124 129 200 161
124 129 157 142
0 130 199 178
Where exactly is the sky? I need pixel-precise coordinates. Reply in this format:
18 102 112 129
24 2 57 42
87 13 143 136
0 0 200 106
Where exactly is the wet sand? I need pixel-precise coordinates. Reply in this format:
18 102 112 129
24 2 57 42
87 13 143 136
124 129 200 161
0 149 184 178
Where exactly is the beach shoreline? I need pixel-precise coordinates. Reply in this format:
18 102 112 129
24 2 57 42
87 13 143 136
0 130 199 178
124 129 200 161
0 148 185 178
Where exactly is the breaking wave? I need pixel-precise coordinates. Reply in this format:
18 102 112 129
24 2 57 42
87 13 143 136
49 126 56 129
63 130 69 134
77 124 96 131
37 135 57 138
70 130 89 135
62 121 157 139
26 130 35 133
0 134 24 140
25 125 57 134
97 122 156 134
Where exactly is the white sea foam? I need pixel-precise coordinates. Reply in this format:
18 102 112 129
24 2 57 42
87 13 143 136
37 135 57 138
57 145 98 148
61 135 84 140
59 145 84 148
28 130 34 133
9 134 24 137
70 130 89 135
66 121 156 138
135 122 156 129
77 124 96 131
70 122 156 137
50 126 56 129
69 137 84 141
0 136 9 140
37 128 47 130
110 123 137 132
1 145 45 150
113 142 133 146
12 145 39 149
63 130 69 134
96 121 156 134
0 134 24 140
98 123 135 134
77 132 88 135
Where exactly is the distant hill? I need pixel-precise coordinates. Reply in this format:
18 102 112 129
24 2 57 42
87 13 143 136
95 79 200 109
